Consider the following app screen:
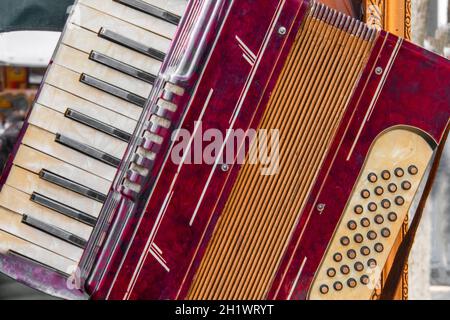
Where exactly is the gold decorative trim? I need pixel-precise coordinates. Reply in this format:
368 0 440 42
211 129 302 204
363 0 411 40
363 0 412 300
404 0 412 40
365 0 385 31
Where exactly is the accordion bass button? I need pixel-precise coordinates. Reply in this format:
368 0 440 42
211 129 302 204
347 221 357 230
340 236 350 246
333 253 343 262
340 265 350 275
360 218 371 228
381 228 391 238
395 196 405 206
320 285 329 295
381 170 391 180
360 189 370 199
327 268 336 278
354 262 364 272
368 173 378 183
347 278 357 288
360 246 371 256
381 199 391 209
388 183 398 193
354 205 364 215
368 202 377 212
402 181 412 191
354 234 364 243
374 243 384 253
395 168 405 177
374 215 384 225
360 275 370 285
368 259 377 268
388 212 398 222
367 231 377 241
333 282 343 291
374 186 384 196
347 250 357 260
408 165 419 175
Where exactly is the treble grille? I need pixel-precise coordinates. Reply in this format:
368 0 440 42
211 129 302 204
187 3 377 300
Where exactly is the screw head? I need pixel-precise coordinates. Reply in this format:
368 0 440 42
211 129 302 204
278 26 287 35
221 164 229 172
375 67 383 75
317 203 326 212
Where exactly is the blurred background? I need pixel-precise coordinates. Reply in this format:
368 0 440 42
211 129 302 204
0 31 60 299
0 0 448 299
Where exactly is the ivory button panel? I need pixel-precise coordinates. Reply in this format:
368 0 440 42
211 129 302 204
310 129 434 300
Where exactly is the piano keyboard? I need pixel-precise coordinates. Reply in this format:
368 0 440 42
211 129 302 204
0 0 188 275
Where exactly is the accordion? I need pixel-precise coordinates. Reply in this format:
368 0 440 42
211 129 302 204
0 0 449 300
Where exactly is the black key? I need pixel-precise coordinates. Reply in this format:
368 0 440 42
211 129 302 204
31 193 97 227
80 73 147 108
89 51 156 84
98 28 165 61
39 169 107 203
55 134 121 168
22 215 87 249
65 108 132 142
113 0 181 25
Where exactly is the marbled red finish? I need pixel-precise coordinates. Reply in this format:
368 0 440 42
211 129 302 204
91 0 310 300
1 0 448 301
0 253 87 299
92 3 450 300
267 33 450 300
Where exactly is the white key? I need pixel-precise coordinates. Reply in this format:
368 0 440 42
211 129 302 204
14 145 111 195
29 104 127 159
62 24 162 76
45 64 142 121
71 4 171 55
6 166 102 218
22 126 116 181
0 229 77 274
141 0 189 16
78 0 177 39
0 207 83 262
38 85 137 134
5 187 94 240
54 45 151 98
0 185 92 240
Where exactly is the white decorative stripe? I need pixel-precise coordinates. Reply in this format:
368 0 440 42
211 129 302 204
287 257 307 300
236 35 257 61
152 243 163 255
347 37 403 161
243 53 255 66
150 249 170 272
